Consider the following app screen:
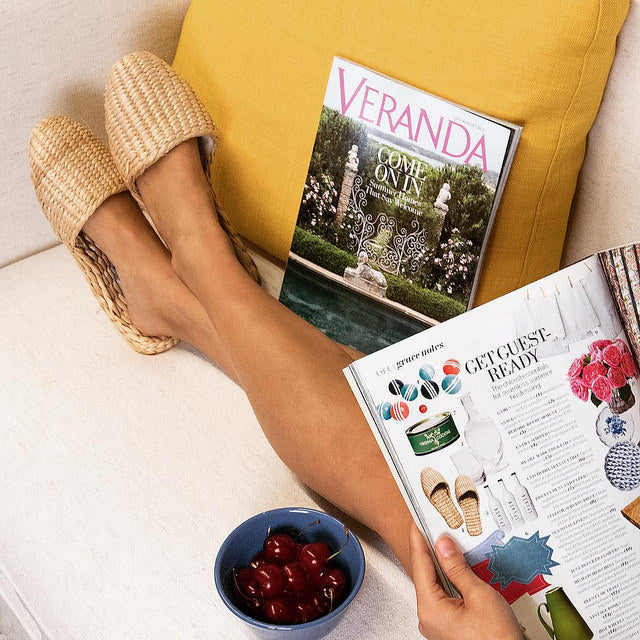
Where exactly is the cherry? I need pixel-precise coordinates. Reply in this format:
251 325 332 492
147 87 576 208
263 596 295 623
245 597 263 616
236 567 261 598
249 551 268 569
320 567 346 600
306 567 323 587
232 521 349 624
299 542 331 573
294 598 318 623
264 533 298 565
282 562 308 592
254 563 285 599
310 590 330 616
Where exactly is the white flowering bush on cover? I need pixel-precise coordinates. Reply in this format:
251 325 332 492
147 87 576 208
429 230 478 297
299 174 338 240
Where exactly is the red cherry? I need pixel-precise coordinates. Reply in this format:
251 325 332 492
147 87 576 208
245 597 263 616
254 563 285 598
310 590 330 616
262 596 295 623
250 551 268 569
295 598 319 623
236 567 261 598
306 567 323 587
320 567 346 600
282 562 308 592
264 533 298 565
299 542 331 573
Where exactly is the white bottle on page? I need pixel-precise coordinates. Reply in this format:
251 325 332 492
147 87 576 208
498 478 525 527
484 485 511 532
511 472 538 521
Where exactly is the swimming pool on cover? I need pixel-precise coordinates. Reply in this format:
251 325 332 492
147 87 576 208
278 259 431 355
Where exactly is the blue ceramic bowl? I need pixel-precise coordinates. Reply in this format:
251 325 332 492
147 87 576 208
214 507 365 639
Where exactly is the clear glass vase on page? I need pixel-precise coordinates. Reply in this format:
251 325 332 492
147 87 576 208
460 393 506 475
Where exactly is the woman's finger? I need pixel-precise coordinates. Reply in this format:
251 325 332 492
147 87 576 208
434 535 483 598
409 522 447 603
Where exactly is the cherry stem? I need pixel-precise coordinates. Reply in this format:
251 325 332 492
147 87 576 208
327 526 350 562
294 519 321 541
231 569 253 603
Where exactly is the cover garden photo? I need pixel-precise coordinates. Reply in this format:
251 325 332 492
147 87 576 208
279 57 520 354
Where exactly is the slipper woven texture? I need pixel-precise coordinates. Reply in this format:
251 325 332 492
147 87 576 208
455 475 483 537
420 467 463 530
104 51 261 285
29 116 178 355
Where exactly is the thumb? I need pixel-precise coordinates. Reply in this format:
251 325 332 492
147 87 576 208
434 535 483 598
409 522 446 601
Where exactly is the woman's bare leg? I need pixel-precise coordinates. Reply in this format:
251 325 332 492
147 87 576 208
136 140 414 571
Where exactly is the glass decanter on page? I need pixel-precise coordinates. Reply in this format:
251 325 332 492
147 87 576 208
460 393 506 476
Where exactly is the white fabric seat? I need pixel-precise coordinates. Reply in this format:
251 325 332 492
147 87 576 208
0 246 418 639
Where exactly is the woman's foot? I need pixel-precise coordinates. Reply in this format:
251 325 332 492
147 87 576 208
83 192 187 338
82 191 238 379
135 139 232 256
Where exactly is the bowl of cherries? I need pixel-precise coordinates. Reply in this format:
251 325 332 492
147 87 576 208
214 507 365 639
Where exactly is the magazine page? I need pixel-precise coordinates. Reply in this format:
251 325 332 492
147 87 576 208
346 255 640 640
279 56 520 355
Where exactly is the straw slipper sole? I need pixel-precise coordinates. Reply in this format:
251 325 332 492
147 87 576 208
29 116 179 355
455 475 483 536
420 467 463 529
104 50 261 285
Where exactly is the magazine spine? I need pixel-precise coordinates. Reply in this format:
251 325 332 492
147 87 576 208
345 364 457 597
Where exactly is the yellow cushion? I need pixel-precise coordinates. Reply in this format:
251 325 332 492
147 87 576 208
173 0 628 304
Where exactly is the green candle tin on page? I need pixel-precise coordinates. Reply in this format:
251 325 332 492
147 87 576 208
405 412 460 455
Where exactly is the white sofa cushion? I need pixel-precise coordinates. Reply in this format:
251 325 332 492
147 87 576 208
0 246 419 639
565 0 640 264
0 0 191 267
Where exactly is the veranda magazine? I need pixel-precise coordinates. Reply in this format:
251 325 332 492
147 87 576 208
279 57 520 354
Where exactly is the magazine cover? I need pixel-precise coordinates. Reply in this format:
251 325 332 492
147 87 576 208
345 243 640 640
279 57 521 354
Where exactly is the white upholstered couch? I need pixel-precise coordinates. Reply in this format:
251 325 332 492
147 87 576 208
0 1 638 638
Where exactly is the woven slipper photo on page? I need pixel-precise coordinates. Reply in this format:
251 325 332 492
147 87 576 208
455 475 483 537
420 467 463 530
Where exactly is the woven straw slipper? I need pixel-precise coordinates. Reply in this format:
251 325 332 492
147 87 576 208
104 51 261 285
29 116 179 355
455 475 482 536
420 468 463 530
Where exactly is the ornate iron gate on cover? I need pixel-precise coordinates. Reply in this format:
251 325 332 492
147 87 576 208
347 175 428 277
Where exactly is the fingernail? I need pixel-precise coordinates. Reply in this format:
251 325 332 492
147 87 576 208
435 536 458 558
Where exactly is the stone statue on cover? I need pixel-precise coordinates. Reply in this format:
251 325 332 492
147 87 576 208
343 251 388 297
346 144 359 171
435 182 451 211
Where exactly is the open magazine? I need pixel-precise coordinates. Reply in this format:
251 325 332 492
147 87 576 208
279 57 520 354
344 243 640 640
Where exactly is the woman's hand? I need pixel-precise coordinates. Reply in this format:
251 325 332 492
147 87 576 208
409 523 524 640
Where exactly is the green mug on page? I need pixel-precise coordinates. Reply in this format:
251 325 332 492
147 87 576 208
537 587 593 640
